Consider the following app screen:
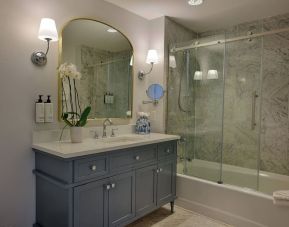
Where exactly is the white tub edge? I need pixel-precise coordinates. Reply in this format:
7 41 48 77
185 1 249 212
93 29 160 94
176 174 289 227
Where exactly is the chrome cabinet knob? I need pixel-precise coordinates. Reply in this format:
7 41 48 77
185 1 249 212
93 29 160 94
90 165 97 171
159 168 163 172
135 155 140 161
111 183 116 189
156 169 160 173
166 148 171 154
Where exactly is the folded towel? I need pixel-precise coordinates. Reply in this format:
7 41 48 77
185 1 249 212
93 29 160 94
273 190 289 201
273 198 289 207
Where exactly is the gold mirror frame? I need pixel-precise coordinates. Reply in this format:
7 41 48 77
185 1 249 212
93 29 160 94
58 18 134 125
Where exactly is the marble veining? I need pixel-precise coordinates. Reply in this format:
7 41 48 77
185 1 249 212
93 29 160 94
167 13 289 181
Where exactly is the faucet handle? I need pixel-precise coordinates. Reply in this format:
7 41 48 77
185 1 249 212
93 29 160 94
89 130 99 139
111 128 118 137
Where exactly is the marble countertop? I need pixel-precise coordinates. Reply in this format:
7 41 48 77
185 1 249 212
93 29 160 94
32 133 180 159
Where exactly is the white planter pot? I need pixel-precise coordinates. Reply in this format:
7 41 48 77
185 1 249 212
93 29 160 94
70 127 83 143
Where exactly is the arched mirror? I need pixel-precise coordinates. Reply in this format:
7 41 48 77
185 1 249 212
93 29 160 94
59 19 133 120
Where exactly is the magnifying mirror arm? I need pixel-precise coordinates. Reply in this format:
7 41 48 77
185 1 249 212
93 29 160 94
138 63 154 80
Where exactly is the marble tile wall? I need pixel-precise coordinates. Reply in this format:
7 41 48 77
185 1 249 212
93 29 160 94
164 17 197 161
167 13 289 176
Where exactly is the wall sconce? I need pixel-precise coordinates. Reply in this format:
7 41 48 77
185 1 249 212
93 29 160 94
31 18 58 66
207 70 218 79
169 55 177 68
194 71 203 80
138 49 159 80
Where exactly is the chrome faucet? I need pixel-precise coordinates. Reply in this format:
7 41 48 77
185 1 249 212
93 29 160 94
102 118 113 138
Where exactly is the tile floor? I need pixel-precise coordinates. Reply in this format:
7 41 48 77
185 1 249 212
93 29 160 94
127 205 233 227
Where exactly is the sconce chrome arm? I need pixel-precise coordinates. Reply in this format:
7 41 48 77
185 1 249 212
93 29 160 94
31 38 51 66
138 63 154 80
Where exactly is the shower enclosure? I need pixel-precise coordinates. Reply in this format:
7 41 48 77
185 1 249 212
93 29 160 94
167 21 289 194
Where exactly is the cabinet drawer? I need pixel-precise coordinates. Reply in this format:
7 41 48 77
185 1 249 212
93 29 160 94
110 145 157 172
74 155 109 182
158 142 176 160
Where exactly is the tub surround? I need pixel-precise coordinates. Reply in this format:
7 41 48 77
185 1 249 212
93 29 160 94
32 133 180 158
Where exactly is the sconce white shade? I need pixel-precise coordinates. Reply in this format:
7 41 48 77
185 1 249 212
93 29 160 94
146 49 159 64
169 55 177 68
207 70 218 79
194 71 203 80
130 55 133 66
38 18 58 42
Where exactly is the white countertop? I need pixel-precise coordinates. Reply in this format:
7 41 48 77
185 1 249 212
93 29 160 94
32 133 180 158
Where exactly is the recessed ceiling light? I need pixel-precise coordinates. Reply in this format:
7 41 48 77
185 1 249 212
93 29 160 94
107 28 117 33
188 0 203 6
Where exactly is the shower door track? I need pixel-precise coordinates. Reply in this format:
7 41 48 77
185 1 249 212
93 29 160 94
170 26 289 52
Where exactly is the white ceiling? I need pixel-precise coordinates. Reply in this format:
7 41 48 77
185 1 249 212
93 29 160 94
104 0 289 32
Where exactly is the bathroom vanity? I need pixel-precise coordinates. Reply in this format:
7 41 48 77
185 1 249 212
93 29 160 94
33 133 179 227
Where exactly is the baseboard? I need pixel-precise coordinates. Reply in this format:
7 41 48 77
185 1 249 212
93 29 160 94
175 197 266 227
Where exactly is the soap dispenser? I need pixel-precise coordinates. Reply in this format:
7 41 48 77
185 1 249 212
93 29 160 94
44 95 53 123
35 95 45 123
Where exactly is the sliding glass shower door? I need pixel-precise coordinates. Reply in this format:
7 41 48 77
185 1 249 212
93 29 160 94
222 36 263 190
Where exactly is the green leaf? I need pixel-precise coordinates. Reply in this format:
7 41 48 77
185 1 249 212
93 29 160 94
76 106 91 127
77 106 91 127
61 113 74 127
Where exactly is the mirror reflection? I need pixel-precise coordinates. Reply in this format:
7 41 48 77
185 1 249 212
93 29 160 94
60 19 133 119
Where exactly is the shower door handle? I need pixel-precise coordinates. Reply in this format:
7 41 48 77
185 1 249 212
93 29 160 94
251 91 259 130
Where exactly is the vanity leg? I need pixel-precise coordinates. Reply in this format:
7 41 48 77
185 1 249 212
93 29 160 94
170 201 175 213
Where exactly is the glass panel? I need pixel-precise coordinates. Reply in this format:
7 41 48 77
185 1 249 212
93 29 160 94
259 30 289 194
189 39 225 183
167 48 195 176
222 35 262 190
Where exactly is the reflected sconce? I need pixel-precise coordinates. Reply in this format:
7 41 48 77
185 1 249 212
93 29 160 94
138 49 159 80
169 55 177 68
31 18 58 66
194 71 203 80
207 70 218 79
130 55 133 66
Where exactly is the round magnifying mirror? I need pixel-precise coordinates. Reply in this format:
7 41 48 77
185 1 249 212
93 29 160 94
146 84 165 101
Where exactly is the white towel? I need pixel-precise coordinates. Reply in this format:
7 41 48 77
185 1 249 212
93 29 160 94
273 190 289 201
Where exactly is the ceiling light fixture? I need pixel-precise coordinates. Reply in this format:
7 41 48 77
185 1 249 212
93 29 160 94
188 0 203 6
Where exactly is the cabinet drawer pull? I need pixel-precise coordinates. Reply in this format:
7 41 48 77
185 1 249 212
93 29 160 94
111 183 116 189
104 184 111 190
159 168 163 172
90 165 97 171
166 148 171 154
135 155 140 161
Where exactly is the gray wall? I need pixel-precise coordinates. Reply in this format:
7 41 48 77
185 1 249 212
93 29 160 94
0 0 154 226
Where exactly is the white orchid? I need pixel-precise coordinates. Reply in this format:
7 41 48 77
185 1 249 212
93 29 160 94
58 62 82 80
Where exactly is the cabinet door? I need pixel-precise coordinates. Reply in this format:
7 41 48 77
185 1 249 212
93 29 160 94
135 165 157 216
74 179 109 227
157 159 176 205
108 171 135 227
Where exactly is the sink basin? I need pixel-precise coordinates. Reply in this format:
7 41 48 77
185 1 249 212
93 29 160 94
99 136 144 143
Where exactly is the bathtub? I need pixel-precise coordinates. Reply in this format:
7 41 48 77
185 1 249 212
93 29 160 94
176 160 289 227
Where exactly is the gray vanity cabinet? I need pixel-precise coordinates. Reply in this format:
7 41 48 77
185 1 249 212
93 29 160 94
157 159 176 205
34 140 177 227
108 171 135 226
135 164 157 216
74 178 108 227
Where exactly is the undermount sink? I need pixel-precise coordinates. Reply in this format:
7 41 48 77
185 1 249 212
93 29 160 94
98 136 144 143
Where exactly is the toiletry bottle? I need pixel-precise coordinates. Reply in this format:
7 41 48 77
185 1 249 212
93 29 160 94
44 95 53 123
35 95 45 123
